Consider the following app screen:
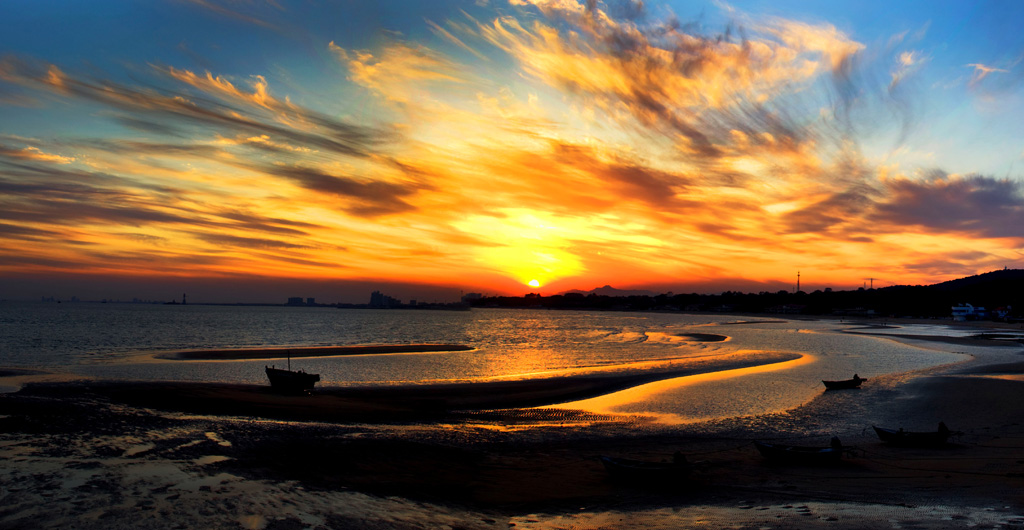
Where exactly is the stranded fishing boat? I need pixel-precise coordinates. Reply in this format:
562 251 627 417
754 437 845 464
265 351 320 393
873 423 960 447
822 374 866 390
599 452 690 482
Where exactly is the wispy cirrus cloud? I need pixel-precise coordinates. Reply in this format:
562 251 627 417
0 221 63 241
328 41 470 107
182 0 282 30
194 232 316 251
477 2 863 160
966 62 1009 88
0 57 390 160
0 143 75 164
426 19 490 62
890 50 927 91
261 164 423 217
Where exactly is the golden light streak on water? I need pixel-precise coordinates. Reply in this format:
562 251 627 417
545 351 816 424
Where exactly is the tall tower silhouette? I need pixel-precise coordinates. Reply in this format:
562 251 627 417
796 271 800 293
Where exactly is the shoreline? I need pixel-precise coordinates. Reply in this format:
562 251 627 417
719 312 1024 348
801 314 1024 334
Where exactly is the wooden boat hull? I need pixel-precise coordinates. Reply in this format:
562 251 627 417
822 378 865 390
872 426 956 447
754 441 843 464
265 366 320 393
599 456 690 482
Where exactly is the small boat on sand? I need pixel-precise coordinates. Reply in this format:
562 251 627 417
872 423 960 447
265 350 320 393
754 437 844 464
265 366 320 393
599 452 690 482
823 374 866 390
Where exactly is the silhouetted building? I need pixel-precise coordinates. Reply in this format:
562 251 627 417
369 291 401 308
306 297 315 306
287 297 304 305
768 304 807 314
993 306 1012 320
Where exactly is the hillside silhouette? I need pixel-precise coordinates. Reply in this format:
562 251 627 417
471 269 1024 320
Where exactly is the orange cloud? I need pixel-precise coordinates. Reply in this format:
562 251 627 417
159 67 280 109
329 41 468 105
0 144 74 164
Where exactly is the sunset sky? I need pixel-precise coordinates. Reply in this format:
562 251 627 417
2 1 1023 303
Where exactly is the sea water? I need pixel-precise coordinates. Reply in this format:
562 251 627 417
0 301 976 422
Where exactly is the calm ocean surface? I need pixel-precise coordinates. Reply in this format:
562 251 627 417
0 301 985 423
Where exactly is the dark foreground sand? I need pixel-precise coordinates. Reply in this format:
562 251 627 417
3 335 1024 528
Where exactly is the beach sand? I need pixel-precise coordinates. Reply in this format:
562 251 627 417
3 327 1024 528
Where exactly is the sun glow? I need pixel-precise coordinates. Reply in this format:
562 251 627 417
528 279 540 288
453 210 587 287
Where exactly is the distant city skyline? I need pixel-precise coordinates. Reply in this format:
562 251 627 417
2 1 1023 300
9 268 1013 306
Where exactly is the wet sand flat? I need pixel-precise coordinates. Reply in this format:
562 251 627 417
846 330 1023 348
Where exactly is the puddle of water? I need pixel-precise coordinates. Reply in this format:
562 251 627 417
194 455 232 466
962 374 1024 382
205 432 232 447
238 514 267 530
122 443 155 457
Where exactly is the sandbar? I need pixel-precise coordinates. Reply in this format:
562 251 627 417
154 343 474 361
679 332 728 342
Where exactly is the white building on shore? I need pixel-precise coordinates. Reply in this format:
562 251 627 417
952 303 985 321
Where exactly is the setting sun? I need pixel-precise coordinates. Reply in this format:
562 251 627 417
528 279 540 288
